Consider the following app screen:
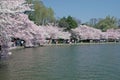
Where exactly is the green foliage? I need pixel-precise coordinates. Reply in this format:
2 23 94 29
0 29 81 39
47 8 55 23
28 0 55 25
58 16 78 31
95 16 117 31
58 17 69 28
67 16 78 29
117 19 120 28
26 0 33 4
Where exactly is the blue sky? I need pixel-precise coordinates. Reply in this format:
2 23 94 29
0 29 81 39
42 0 120 22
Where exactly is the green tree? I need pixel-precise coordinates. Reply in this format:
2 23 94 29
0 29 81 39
42 7 55 25
66 16 78 30
96 16 117 31
26 0 33 4
34 0 43 25
28 0 55 25
58 16 78 31
47 8 55 23
58 17 69 29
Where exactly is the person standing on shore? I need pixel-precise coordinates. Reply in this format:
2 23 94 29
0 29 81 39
0 45 2 59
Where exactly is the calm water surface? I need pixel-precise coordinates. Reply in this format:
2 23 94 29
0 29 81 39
0 44 120 80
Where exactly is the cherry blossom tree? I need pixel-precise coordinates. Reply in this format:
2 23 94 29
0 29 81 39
72 25 120 42
0 0 32 13
43 25 71 40
71 25 102 41
0 0 46 47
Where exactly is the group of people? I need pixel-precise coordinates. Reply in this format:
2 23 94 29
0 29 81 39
11 37 25 47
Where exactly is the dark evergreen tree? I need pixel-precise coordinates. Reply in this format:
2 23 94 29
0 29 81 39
58 16 78 31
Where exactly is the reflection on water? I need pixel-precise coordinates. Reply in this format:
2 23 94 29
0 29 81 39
0 44 120 80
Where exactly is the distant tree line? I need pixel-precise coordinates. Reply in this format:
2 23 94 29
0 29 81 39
26 0 78 30
26 0 120 32
85 16 120 31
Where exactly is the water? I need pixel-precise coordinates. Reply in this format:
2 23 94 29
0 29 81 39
0 44 120 80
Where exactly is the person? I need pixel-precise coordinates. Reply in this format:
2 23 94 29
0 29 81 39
0 45 5 59
0 45 1 51
21 40 25 46
0 45 1 59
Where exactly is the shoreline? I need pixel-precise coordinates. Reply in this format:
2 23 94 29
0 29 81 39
9 42 120 51
36 42 120 47
45 42 120 46
9 46 24 51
